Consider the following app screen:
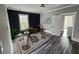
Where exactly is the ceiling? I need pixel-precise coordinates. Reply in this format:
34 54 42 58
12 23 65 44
5 4 76 14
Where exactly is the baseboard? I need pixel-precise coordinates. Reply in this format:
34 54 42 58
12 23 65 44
44 30 62 37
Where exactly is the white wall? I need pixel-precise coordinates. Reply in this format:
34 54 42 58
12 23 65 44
40 5 79 42
0 5 13 54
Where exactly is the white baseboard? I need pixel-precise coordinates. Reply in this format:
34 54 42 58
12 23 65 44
44 30 61 36
44 30 52 34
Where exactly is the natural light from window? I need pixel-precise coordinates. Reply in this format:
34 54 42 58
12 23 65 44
19 14 29 31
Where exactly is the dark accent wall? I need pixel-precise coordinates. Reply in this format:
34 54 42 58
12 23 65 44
7 9 40 39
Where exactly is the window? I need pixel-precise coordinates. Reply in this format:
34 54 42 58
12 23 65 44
19 14 29 31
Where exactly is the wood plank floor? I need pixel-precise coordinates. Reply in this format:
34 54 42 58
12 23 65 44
31 29 79 54
60 29 79 54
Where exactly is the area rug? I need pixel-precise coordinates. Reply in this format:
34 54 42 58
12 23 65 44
16 32 52 54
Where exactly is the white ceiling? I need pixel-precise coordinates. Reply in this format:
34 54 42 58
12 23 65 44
5 4 75 14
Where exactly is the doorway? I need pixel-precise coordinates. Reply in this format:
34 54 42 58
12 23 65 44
63 15 74 37
60 13 76 53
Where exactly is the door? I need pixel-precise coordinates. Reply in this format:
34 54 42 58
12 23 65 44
51 15 62 36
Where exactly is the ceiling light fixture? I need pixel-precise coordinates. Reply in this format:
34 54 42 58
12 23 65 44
40 4 46 8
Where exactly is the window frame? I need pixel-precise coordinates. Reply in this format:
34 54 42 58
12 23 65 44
18 14 29 31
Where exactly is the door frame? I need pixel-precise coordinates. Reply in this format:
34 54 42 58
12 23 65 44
60 12 77 39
